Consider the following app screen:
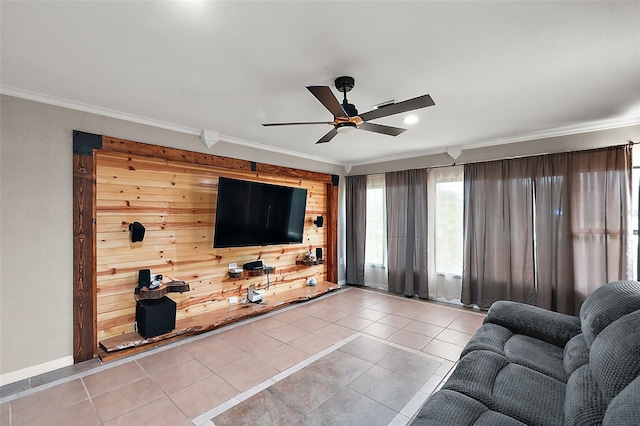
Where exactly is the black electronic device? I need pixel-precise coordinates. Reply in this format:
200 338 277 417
243 260 264 270
316 247 323 261
213 177 308 248
138 269 151 288
129 221 146 242
314 216 324 227
136 296 176 338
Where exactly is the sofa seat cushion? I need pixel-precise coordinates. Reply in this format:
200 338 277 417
462 323 566 382
412 389 527 426
442 350 566 426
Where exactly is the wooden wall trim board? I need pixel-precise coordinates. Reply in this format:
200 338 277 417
73 131 339 362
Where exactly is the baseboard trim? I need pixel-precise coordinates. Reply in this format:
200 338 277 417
0 356 74 386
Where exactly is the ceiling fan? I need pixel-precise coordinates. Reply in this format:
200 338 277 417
262 76 435 144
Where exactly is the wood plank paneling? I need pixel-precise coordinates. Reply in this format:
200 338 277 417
73 153 97 362
95 151 329 341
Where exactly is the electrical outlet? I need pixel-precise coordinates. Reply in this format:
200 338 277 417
228 263 237 269
228 296 238 304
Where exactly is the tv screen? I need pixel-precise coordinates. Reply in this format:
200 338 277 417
213 177 308 248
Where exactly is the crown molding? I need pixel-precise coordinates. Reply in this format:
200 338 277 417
3 85 637 169
0 86 345 167
348 116 640 167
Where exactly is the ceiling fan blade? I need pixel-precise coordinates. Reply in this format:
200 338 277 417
359 94 435 122
262 121 332 127
316 128 338 144
358 122 407 136
307 86 348 118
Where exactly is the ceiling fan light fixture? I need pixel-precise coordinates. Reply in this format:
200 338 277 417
402 115 419 125
336 122 357 134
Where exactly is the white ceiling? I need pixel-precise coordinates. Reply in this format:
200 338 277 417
1 1 639 167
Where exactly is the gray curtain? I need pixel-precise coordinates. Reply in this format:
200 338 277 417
462 159 536 309
346 175 367 285
386 169 429 297
463 145 632 314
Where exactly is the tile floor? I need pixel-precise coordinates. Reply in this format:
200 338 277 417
0 286 485 426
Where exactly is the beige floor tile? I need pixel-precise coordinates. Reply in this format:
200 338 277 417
288 332 335 355
378 314 413 328
289 315 331 332
353 308 389 321
104 396 191 426
421 339 465 361
313 323 356 343
169 374 239 418
403 320 445 337
309 307 351 322
255 343 310 371
20 399 100 426
447 312 486 334
334 314 374 331
416 307 461 327
232 332 282 357
271 308 308 323
217 358 279 392
263 324 308 343
361 322 400 339
181 334 229 358
136 346 194 375
217 324 261 345
83 361 146 397
195 345 252 373
10 379 89 425
249 316 287 333
435 328 474 347
386 329 433 350
149 358 212 394
92 377 164 422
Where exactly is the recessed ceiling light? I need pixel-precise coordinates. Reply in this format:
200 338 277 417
403 115 419 125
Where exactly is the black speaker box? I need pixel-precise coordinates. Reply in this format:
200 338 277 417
138 269 151 288
316 247 323 260
136 297 176 338
129 221 146 242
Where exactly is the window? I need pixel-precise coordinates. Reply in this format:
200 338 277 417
364 174 388 290
428 166 464 303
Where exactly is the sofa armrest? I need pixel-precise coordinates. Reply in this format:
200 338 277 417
484 301 581 348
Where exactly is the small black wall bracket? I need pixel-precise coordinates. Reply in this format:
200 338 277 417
250 161 257 172
331 175 339 187
73 130 102 156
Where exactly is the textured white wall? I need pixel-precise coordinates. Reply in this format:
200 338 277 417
0 95 344 380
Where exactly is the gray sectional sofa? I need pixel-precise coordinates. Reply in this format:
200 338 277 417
412 280 640 425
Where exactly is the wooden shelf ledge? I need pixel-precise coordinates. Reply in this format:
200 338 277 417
98 281 341 362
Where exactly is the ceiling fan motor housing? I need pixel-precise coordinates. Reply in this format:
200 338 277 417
335 76 355 93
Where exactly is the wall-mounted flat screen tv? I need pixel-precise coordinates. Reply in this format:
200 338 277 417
213 177 308 248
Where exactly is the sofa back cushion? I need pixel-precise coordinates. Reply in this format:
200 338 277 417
603 375 640 425
589 310 640 403
580 281 640 346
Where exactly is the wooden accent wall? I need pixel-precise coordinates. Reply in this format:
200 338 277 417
95 151 327 341
73 131 338 361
